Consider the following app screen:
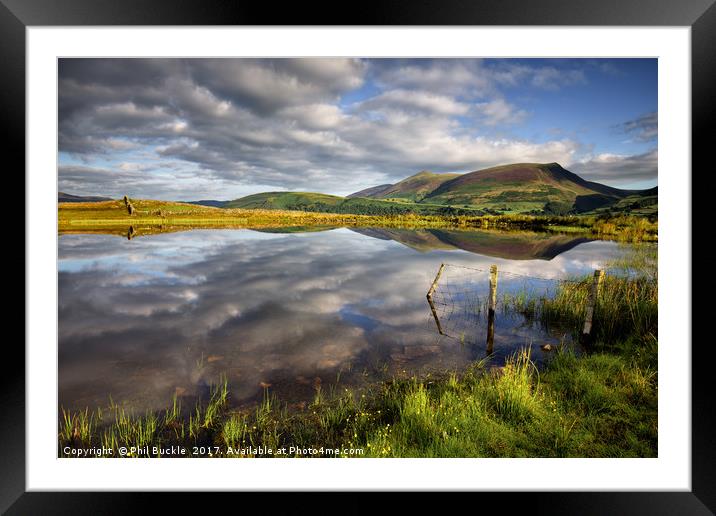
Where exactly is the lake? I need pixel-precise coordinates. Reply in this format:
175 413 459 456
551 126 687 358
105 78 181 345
58 227 636 416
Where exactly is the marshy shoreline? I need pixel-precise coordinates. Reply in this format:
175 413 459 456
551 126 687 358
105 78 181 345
58 199 658 242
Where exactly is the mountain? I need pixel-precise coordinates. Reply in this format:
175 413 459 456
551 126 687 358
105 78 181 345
352 171 461 202
225 162 656 217
58 192 112 203
348 163 652 214
425 163 627 204
346 184 394 198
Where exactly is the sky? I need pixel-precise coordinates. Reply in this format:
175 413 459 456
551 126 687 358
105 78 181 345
58 58 657 201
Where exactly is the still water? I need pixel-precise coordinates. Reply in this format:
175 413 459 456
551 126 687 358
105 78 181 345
58 227 634 415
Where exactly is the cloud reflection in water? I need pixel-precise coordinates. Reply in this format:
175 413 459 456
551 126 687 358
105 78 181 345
58 228 629 414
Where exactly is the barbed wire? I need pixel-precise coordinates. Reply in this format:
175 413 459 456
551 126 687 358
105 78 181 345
423 262 585 346
442 263 587 283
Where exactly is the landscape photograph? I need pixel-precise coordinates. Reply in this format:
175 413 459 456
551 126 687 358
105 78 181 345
58 57 657 458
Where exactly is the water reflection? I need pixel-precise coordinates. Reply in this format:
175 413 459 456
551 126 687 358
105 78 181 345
58 228 632 415
351 227 591 260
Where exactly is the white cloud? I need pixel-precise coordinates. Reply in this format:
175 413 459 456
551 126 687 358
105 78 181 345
373 60 490 97
188 58 366 114
569 149 658 185
473 98 528 125
279 104 344 130
58 58 653 198
358 89 470 116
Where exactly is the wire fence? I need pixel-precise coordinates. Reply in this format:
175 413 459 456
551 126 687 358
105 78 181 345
422 262 590 347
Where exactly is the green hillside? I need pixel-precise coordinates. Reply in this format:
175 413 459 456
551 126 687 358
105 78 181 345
225 191 487 217
347 162 653 215
346 184 394 198
578 188 658 217
368 170 460 202
424 163 611 206
217 163 656 218
224 191 345 210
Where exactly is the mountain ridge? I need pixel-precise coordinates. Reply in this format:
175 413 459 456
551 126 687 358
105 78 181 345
63 162 656 217
58 192 112 203
363 170 462 202
347 162 654 214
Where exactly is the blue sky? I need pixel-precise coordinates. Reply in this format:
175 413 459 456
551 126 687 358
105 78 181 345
58 58 657 200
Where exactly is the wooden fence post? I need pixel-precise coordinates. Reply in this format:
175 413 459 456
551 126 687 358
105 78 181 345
426 263 446 335
582 269 605 339
427 263 445 300
488 265 498 315
486 264 498 354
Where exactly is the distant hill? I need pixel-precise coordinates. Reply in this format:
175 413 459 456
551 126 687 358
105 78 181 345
58 192 112 203
348 163 654 214
225 191 486 217
225 192 344 210
185 200 228 208
576 187 658 217
350 171 460 202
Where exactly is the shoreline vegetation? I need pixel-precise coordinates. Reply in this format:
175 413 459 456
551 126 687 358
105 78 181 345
58 244 657 458
59 199 658 242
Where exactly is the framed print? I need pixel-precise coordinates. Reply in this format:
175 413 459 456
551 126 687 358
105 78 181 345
7 0 714 512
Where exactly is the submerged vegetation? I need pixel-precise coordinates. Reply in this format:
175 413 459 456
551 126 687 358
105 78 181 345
59 198 657 242
59 245 657 458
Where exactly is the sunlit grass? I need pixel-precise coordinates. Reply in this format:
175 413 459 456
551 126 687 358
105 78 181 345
498 244 657 345
59 341 656 458
58 199 657 242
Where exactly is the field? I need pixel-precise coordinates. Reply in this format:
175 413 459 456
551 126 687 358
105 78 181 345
59 198 658 242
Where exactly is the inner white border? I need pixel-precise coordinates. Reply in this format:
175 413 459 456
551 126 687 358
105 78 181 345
27 27 691 491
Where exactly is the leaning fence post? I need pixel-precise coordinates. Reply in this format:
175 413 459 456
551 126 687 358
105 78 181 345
486 264 498 353
427 263 445 300
426 263 446 335
582 269 605 340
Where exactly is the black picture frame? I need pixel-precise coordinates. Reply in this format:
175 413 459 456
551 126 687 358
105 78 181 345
6 0 712 512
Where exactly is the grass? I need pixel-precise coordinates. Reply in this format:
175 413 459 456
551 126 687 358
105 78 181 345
539 275 657 343
498 242 657 341
60 344 656 458
58 243 657 458
357 346 655 457
59 377 230 457
59 198 657 242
